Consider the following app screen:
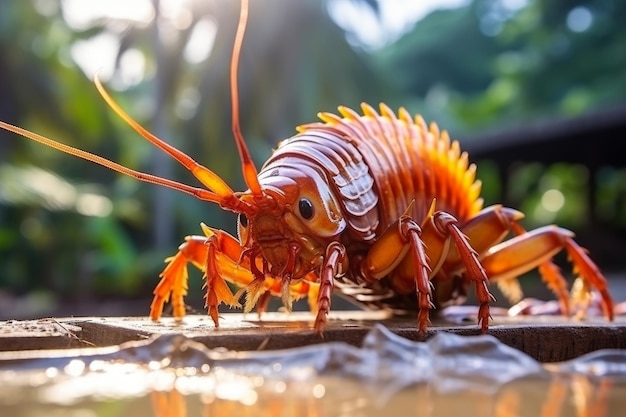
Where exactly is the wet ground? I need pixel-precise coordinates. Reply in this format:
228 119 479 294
1 323 625 417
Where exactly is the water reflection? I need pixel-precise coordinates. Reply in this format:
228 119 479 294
148 375 621 417
4 375 619 417
0 325 625 416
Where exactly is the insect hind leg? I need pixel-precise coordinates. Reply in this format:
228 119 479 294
562 235 614 319
481 225 614 321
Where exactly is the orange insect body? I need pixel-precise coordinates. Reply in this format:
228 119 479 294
0 0 615 335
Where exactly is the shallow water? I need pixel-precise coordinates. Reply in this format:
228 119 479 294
1 324 625 416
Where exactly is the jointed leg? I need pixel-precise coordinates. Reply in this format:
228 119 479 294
431 211 495 332
243 271 320 318
204 232 243 325
400 219 435 333
448 206 611 320
360 212 433 333
480 225 614 320
360 207 495 333
150 235 211 322
314 242 346 335
151 219 345 334
150 224 247 326
563 236 613 320
509 222 571 316
537 262 570 316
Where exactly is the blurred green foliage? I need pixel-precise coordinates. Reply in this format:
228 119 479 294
0 0 624 314
375 0 626 129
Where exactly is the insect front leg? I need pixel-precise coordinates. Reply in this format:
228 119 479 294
150 235 209 322
150 224 245 327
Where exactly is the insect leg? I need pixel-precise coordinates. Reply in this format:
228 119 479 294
431 211 495 333
361 214 434 333
201 235 319 322
204 231 248 326
508 221 572 316
150 225 247 327
253 291 272 316
240 272 320 318
314 242 346 335
150 235 212 322
480 225 614 320
445 205 571 315
301 272 321 315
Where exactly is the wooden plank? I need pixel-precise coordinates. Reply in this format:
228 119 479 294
1 312 625 361
0 319 85 351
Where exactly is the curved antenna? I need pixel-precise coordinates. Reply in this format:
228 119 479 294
231 0 263 197
93 73 236 200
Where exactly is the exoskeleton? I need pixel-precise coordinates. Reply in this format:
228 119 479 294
0 0 614 334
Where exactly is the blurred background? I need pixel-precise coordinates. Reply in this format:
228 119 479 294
0 0 625 319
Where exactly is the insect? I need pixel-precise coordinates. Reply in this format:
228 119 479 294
0 0 614 335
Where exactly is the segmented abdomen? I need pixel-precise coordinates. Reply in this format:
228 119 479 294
266 103 483 242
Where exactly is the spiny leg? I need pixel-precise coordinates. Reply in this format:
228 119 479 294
437 205 530 311
360 211 433 333
400 219 435 333
198 228 311 323
302 272 321 316
446 206 570 316
314 242 346 335
150 235 210 322
362 207 493 333
150 225 248 327
432 211 495 332
480 225 614 320
254 291 272 317
509 222 571 316
236 247 267 314
238 242 301 315
238 270 320 320
563 236 614 320
205 237 236 325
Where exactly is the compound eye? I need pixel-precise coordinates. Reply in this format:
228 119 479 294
298 198 314 220
239 213 248 228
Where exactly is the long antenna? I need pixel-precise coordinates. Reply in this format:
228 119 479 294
231 0 262 197
0 119 225 204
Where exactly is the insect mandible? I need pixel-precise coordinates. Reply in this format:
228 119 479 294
0 0 615 335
